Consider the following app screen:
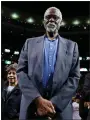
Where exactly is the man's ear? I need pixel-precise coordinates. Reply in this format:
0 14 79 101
60 20 65 26
60 20 63 25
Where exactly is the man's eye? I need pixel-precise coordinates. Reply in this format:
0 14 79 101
45 16 49 19
45 15 59 20
54 16 59 20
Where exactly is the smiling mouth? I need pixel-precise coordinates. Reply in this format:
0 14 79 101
8 77 15 79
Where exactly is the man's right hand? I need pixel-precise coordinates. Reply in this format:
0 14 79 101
35 96 56 117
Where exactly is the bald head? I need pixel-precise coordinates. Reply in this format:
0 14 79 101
44 7 62 22
43 7 62 34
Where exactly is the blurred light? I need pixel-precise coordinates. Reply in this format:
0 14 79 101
68 27 70 30
86 57 90 60
4 49 10 53
86 19 90 24
26 17 34 23
14 51 19 55
80 68 88 72
11 13 19 19
61 21 66 26
84 27 86 29
79 57 82 60
5 60 11 65
72 20 80 25
21 34 23 36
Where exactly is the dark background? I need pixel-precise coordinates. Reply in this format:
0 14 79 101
1 1 90 80
2 1 89 17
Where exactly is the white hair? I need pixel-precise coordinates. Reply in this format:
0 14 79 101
44 7 62 21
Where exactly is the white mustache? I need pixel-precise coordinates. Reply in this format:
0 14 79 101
48 22 55 25
47 23 56 28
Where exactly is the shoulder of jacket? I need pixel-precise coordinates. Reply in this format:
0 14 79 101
26 36 43 42
61 36 76 45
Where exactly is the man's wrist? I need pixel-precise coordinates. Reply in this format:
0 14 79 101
52 103 56 109
34 96 42 105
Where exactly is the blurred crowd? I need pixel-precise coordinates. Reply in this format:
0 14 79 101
1 63 90 120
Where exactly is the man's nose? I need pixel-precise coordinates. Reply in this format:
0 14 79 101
49 17 55 22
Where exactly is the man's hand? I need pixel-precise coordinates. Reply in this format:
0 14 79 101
87 102 90 109
35 97 56 117
84 102 90 109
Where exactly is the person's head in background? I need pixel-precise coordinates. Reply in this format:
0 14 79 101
75 98 80 103
43 7 62 39
72 94 81 103
6 63 18 86
72 97 76 102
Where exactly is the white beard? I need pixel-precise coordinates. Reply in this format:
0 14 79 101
46 23 57 32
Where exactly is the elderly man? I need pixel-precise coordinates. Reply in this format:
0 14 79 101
17 7 80 120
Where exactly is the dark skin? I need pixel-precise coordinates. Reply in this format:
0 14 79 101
35 7 61 118
44 7 61 40
46 31 58 40
35 97 56 118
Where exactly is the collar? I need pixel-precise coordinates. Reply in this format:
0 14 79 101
44 34 59 42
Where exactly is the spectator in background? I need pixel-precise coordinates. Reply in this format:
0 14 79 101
2 63 22 120
79 72 90 120
72 95 81 120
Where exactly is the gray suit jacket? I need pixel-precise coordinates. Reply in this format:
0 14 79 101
17 35 80 120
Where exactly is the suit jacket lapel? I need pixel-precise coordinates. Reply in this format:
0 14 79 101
32 35 67 85
53 36 67 82
34 35 45 82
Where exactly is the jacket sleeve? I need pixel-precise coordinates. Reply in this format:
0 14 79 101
50 42 80 112
83 73 90 101
79 94 89 119
79 73 90 119
17 39 41 104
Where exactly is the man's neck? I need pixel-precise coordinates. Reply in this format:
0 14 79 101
46 31 58 40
